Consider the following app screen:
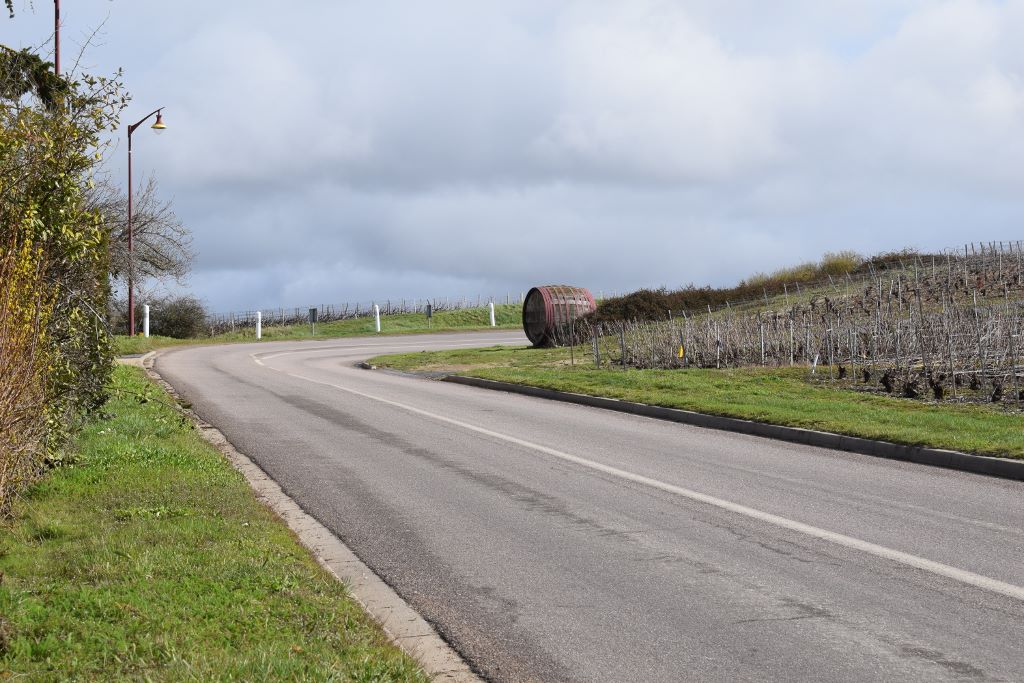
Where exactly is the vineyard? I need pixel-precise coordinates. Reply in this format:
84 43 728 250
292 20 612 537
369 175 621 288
577 242 1024 406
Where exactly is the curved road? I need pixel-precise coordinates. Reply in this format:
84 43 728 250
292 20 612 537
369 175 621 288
157 331 1024 682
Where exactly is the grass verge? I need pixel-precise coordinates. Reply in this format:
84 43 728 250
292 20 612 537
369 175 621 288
369 345 1024 459
114 304 522 355
0 365 427 681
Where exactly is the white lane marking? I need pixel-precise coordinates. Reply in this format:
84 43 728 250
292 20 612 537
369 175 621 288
253 359 1024 603
253 338 525 363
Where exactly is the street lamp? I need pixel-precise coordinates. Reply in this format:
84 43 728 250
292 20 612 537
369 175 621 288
126 107 167 335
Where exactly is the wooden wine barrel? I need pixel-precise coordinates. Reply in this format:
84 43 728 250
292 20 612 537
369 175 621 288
522 285 597 347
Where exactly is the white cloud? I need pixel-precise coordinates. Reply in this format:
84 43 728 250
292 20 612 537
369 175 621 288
9 0 1024 311
532 3 832 183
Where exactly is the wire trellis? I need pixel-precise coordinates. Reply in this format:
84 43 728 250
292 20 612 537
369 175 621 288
561 241 1024 405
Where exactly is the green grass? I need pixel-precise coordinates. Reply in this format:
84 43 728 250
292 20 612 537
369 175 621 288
369 345 1024 459
0 366 427 682
113 304 522 355
113 334 194 355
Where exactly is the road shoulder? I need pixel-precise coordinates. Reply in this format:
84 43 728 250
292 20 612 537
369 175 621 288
438 374 1024 481
145 351 480 682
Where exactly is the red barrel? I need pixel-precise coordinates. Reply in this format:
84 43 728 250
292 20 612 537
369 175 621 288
522 285 596 347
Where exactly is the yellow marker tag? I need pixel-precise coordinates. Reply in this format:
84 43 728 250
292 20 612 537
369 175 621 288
677 345 685 359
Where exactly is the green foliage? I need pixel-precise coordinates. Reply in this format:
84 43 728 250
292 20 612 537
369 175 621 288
144 295 209 339
1 42 127 509
0 48 70 110
0 240 52 503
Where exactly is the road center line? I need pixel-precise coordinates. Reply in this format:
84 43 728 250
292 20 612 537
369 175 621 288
258 356 1024 603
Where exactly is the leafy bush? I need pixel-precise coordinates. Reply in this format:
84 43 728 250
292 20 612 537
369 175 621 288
0 241 51 502
147 296 209 339
0 45 125 511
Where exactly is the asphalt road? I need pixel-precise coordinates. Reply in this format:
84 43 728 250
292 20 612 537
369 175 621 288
157 331 1024 682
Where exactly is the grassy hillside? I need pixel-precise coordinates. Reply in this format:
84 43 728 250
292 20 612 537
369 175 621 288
595 248 929 321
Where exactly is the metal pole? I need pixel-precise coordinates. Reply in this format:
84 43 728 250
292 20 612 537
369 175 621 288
973 290 986 389
789 317 794 366
54 0 60 75
127 129 134 335
569 303 575 366
759 319 765 366
619 323 626 369
143 304 149 338
374 304 381 333
256 311 262 340
916 289 929 378
1008 288 1019 404
124 107 166 336
489 301 496 327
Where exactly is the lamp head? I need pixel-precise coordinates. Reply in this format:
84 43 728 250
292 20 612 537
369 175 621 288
151 111 167 134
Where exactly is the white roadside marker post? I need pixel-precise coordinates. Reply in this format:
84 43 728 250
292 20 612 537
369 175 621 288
374 304 381 333
256 311 262 340
143 304 150 338
489 301 496 327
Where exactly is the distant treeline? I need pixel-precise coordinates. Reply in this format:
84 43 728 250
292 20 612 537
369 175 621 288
594 249 932 322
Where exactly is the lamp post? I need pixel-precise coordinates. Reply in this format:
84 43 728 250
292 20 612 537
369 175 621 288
126 108 167 335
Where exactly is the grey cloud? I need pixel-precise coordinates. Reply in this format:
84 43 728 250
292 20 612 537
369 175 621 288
9 0 1024 312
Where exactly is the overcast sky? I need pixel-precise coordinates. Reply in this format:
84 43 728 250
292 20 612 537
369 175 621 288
7 1 1024 312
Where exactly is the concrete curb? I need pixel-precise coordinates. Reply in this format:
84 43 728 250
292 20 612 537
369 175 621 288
115 350 156 368
443 375 1024 482
143 353 481 682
